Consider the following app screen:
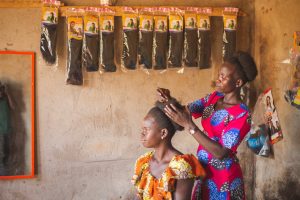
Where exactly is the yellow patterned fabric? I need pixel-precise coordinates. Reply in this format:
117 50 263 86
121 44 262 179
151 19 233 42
132 151 205 200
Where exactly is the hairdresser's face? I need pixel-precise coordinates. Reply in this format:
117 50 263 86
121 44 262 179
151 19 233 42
140 114 162 148
216 62 238 93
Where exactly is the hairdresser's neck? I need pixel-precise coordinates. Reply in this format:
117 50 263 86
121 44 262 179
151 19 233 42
223 89 242 104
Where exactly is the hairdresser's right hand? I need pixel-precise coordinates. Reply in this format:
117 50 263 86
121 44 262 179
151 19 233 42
157 88 171 103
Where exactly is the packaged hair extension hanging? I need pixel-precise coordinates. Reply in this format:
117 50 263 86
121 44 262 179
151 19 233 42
222 7 239 60
82 7 99 72
40 0 61 65
262 89 283 144
121 7 139 71
99 8 116 72
138 8 154 73
168 8 184 70
245 95 271 157
197 8 212 69
153 8 169 71
183 7 198 67
66 9 84 85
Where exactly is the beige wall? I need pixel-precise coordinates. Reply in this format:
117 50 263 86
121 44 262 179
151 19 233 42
254 0 300 199
0 0 257 199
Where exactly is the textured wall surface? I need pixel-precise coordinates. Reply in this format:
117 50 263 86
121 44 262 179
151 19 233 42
0 0 256 199
254 0 300 199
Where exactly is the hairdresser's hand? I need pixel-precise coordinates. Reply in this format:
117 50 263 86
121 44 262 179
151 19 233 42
157 88 171 103
164 104 193 129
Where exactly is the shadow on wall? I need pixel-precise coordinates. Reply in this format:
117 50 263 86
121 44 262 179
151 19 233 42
262 170 300 200
4 81 27 176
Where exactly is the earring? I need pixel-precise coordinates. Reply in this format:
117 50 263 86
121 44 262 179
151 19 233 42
161 136 164 140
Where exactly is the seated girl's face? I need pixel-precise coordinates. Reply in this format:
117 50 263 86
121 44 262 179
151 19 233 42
140 114 163 148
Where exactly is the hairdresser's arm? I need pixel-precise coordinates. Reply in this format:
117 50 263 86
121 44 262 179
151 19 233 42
173 179 194 200
164 105 230 160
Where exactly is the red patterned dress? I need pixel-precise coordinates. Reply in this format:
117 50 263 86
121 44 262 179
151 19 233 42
189 91 251 200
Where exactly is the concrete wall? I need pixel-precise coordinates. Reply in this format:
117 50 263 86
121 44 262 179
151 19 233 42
0 0 256 199
254 0 300 199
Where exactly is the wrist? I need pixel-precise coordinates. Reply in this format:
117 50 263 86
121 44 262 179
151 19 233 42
186 122 198 135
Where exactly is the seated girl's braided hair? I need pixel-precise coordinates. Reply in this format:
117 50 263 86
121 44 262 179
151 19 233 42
147 98 184 136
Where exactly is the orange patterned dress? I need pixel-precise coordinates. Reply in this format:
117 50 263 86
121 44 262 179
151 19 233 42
132 151 205 200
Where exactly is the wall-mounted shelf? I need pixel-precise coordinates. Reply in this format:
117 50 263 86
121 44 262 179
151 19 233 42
60 6 246 17
0 2 246 17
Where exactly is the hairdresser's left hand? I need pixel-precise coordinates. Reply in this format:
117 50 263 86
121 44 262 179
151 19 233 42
164 104 192 129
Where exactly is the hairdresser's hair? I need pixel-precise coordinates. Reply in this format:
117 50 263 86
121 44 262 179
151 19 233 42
225 51 258 84
147 98 184 136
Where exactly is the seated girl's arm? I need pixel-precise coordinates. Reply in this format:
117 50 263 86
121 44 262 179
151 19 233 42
173 178 194 200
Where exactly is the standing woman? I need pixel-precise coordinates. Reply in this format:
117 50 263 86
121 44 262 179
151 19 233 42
132 100 205 200
158 51 258 200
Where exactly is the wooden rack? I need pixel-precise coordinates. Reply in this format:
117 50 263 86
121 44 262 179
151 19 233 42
0 2 246 17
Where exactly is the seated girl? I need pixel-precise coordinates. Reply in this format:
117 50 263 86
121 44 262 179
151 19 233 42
132 99 205 200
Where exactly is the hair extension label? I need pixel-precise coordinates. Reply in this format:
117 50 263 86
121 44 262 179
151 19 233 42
100 15 114 32
68 17 84 40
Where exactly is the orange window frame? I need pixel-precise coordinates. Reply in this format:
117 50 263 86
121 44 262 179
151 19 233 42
0 51 35 179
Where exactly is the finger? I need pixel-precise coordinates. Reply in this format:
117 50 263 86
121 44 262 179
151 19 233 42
164 111 173 119
164 107 175 120
184 105 191 115
165 105 177 114
164 105 172 114
169 104 179 112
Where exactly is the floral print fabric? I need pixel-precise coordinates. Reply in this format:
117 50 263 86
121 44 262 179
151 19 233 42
132 151 205 200
189 91 251 200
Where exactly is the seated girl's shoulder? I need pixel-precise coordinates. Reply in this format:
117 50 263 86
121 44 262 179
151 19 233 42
170 154 199 166
167 154 205 179
135 151 153 166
